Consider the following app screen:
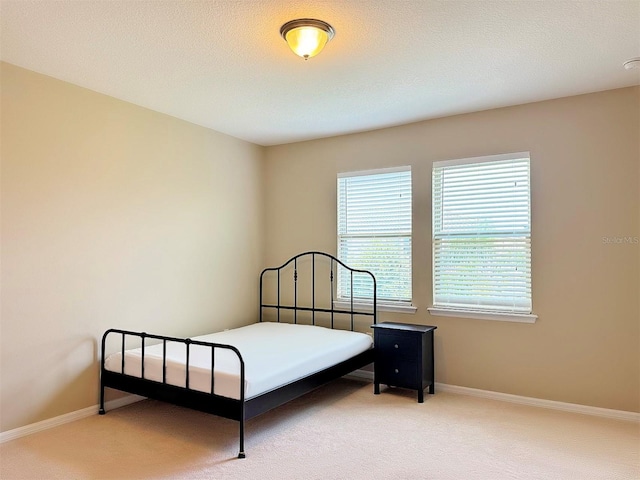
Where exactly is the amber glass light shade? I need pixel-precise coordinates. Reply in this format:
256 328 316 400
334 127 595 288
280 19 335 60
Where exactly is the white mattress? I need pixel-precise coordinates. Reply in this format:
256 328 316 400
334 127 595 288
104 322 372 400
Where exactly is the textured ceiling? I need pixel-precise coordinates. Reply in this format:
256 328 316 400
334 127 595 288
1 1 639 146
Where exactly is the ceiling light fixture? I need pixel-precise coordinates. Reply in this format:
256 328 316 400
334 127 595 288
280 18 335 60
623 57 640 70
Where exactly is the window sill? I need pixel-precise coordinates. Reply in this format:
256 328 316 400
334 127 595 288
427 307 537 323
333 300 417 314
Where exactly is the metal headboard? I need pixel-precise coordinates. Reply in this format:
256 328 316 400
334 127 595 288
259 251 377 330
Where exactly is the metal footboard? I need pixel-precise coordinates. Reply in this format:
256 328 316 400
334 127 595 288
99 329 247 458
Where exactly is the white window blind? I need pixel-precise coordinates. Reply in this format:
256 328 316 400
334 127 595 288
432 153 531 313
337 167 412 303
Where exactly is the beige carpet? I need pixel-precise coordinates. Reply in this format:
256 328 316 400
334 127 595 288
1 378 638 480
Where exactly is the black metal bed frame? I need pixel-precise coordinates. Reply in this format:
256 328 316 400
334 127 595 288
99 251 376 459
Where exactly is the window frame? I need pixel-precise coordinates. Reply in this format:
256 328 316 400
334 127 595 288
428 152 537 323
335 166 415 313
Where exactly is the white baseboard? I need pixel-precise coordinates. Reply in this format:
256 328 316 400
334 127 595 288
348 369 640 423
3 371 638 444
436 383 640 422
0 394 145 444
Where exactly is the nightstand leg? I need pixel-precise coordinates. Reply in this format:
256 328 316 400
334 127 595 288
418 389 424 403
429 339 435 394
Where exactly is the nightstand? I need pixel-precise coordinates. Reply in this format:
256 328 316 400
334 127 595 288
371 322 437 403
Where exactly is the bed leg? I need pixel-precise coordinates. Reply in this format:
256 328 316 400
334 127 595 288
99 381 106 415
238 417 246 458
237 408 247 459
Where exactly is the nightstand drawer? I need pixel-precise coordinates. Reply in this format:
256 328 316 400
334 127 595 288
376 333 419 358
378 360 419 388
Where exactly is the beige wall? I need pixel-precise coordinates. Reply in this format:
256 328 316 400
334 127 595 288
1 61 638 435
264 87 640 412
0 63 264 431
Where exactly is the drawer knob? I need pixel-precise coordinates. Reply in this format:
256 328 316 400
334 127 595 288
394 344 399 349
394 369 399 373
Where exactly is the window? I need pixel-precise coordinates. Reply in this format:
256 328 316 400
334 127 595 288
337 167 412 306
431 152 533 320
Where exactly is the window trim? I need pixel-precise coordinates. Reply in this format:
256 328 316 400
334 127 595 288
337 165 412 179
432 151 530 169
427 307 537 323
334 299 417 314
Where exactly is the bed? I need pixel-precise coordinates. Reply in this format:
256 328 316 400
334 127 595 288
99 251 377 458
